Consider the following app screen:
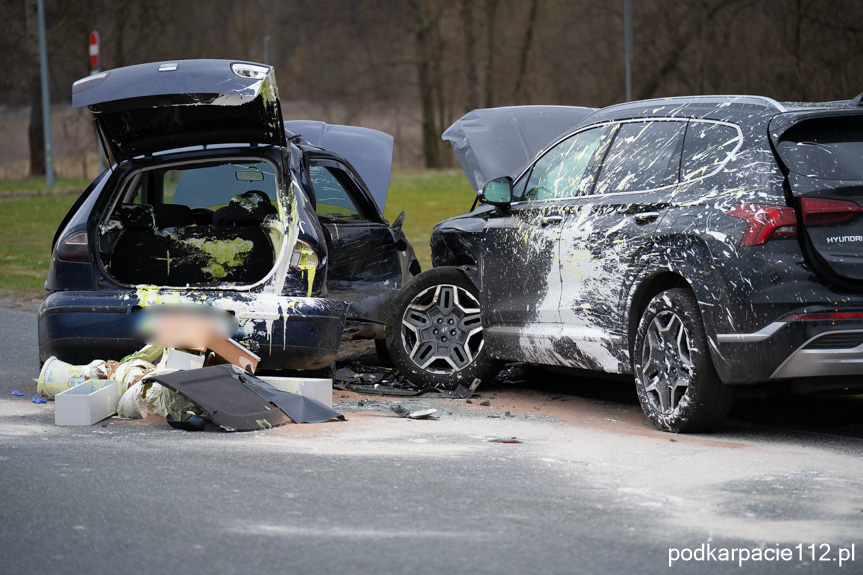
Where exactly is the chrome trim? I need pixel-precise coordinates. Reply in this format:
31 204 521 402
772 343 863 379
715 321 786 343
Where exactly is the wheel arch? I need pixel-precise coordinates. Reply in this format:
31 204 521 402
627 271 692 358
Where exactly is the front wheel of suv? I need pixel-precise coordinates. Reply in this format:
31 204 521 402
633 288 734 433
386 267 501 389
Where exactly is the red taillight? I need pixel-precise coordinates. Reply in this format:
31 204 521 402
726 203 797 246
799 197 863 226
57 230 91 262
783 311 863 321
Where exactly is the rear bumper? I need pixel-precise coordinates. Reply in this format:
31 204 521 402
38 291 348 370
713 312 863 389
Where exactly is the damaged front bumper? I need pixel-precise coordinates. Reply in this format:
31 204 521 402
38 290 349 370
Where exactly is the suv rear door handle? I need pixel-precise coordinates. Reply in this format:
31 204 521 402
633 212 659 225
541 215 564 226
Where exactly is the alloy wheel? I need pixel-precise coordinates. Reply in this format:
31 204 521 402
400 284 484 374
639 309 694 414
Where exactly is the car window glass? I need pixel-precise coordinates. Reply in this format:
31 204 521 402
310 164 362 220
681 122 741 181
131 161 277 210
522 127 604 201
775 115 863 180
594 121 685 194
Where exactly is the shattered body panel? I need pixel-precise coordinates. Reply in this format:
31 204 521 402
430 96 863 394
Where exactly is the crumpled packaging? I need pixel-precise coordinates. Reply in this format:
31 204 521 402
37 358 109 400
110 358 156 394
116 373 199 420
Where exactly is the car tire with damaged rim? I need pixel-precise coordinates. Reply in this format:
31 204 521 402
386 267 500 389
633 288 734 433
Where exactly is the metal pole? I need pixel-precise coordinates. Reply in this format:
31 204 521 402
624 0 632 102
37 0 54 187
264 36 270 65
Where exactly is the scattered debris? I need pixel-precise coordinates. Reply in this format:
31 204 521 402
479 400 491 406
488 438 522 444
55 379 119 426
166 413 206 432
31 396 47 404
408 409 438 420
389 404 438 420
147 365 344 431
12 390 26 397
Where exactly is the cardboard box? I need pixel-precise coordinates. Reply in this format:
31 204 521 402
258 376 333 408
55 379 119 426
208 338 260 373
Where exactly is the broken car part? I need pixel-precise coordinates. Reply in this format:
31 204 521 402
147 365 344 431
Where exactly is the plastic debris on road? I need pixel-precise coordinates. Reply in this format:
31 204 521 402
31 396 47 404
12 390 26 397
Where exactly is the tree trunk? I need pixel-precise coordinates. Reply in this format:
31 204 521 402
482 0 498 108
411 0 443 168
461 0 479 111
513 0 539 103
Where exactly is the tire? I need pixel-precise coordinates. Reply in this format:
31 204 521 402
633 288 734 433
374 338 392 367
385 267 501 389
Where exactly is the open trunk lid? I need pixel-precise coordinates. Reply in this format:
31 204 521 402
72 60 286 163
771 108 863 286
442 105 596 191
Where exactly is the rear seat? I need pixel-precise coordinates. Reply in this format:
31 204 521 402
108 201 274 287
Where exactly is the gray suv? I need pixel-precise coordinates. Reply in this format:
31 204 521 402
386 96 863 432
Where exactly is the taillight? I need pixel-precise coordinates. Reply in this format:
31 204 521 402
726 203 797 246
799 197 863 226
57 230 91 262
782 311 863 321
289 240 318 270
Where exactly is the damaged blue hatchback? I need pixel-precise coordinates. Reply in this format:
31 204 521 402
387 97 863 432
39 59 417 370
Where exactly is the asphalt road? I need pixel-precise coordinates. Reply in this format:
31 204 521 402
2 307 862 575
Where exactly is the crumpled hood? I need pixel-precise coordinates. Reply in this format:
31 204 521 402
442 105 596 190
284 120 393 212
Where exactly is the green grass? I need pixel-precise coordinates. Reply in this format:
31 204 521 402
0 169 475 297
0 195 78 297
0 177 92 195
383 169 476 271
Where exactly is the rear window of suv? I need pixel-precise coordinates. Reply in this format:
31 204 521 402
681 121 741 181
594 120 686 194
776 115 863 180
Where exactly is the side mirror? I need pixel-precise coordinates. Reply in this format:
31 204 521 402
480 176 513 208
389 210 408 251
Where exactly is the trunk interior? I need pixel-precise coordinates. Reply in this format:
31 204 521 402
98 160 283 288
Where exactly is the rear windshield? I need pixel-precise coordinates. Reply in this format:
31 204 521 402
776 116 863 180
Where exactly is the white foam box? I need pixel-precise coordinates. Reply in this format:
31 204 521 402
161 348 205 370
55 379 120 426
258 376 333 408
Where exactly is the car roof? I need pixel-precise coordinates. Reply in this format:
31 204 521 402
580 94 863 127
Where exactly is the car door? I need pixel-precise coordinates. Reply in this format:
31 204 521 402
308 159 402 325
480 125 611 361
554 119 687 373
